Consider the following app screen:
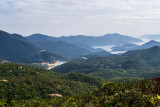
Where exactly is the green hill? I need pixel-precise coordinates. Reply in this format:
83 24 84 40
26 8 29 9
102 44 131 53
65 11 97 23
0 63 103 105
53 46 160 81
5 76 160 106
123 46 160 68
57 77 160 107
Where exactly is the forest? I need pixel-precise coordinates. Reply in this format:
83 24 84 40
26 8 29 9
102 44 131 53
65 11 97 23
0 63 159 106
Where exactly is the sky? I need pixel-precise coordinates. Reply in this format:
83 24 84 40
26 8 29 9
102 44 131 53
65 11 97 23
0 0 160 37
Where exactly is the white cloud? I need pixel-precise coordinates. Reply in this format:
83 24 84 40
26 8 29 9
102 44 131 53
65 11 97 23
0 0 160 37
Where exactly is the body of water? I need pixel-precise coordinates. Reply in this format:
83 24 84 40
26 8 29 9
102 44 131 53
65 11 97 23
93 39 151 54
47 61 66 70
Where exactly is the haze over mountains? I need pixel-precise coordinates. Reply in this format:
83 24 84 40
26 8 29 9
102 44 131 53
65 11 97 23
112 40 160 52
26 33 143 58
1 29 160 64
26 32 160 54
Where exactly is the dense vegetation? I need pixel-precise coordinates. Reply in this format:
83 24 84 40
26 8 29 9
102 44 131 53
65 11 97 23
0 63 103 106
50 77 160 107
2 76 160 106
53 46 160 81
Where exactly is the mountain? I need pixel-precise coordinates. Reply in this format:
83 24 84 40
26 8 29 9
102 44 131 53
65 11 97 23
9 33 29 42
141 34 160 40
32 41 94 59
26 33 57 42
133 40 160 50
26 33 142 46
123 46 160 68
26 33 141 59
58 33 142 46
0 30 63 63
53 46 160 81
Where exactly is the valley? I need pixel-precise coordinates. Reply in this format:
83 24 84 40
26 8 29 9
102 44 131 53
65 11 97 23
0 30 160 106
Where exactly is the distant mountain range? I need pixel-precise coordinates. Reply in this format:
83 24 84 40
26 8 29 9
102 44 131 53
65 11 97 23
141 34 160 40
26 33 142 46
111 40 160 52
26 33 142 59
26 34 112 59
134 40 160 50
0 30 112 62
1 30 156 63
0 30 63 63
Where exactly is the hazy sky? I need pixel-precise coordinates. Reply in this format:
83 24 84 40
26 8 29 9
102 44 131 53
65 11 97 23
0 0 160 37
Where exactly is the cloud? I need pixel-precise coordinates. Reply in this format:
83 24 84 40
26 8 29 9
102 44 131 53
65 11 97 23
0 0 160 37
1 0 160 19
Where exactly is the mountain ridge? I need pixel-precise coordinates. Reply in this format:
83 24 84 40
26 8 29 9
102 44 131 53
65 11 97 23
26 33 142 46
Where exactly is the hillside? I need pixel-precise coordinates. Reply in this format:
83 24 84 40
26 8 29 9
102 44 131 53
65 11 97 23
53 46 160 81
4 76 160 106
26 33 142 46
53 77 160 107
0 30 63 63
32 41 94 59
0 63 103 105
1 64 159 106
133 40 160 50
123 46 160 68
